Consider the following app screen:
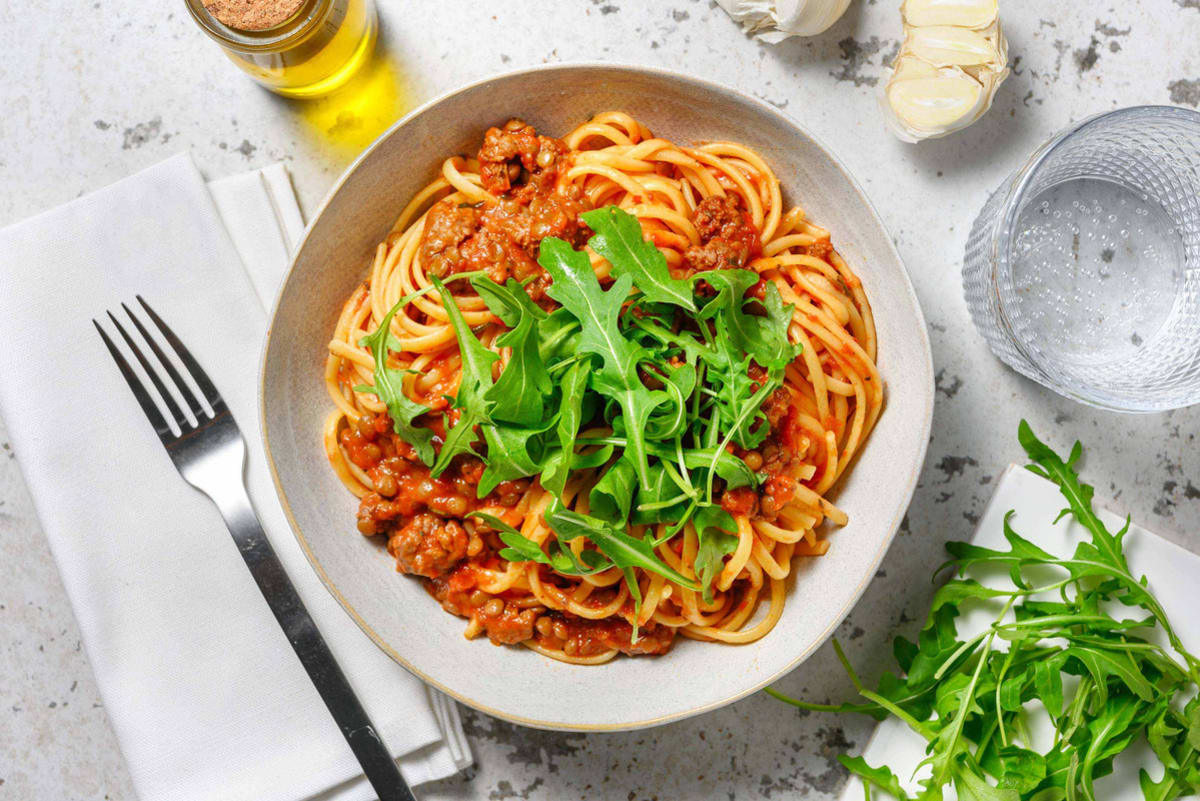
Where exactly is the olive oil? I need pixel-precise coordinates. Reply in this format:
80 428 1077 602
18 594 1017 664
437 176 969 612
187 0 377 98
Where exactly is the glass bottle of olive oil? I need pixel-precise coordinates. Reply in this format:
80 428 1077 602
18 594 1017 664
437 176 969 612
186 0 377 98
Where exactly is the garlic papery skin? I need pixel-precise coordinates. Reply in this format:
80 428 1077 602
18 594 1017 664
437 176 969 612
881 1 1009 142
902 0 998 29
715 0 852 42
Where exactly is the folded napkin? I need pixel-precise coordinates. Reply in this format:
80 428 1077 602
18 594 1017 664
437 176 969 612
837 465 1200 801
0 154 471 801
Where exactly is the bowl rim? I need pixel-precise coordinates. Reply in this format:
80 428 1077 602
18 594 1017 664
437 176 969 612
259 61 935 731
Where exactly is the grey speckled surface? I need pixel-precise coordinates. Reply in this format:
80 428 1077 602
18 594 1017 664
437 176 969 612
1 1 1198 799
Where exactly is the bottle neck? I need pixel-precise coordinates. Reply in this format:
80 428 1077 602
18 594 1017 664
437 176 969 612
185 0 333 53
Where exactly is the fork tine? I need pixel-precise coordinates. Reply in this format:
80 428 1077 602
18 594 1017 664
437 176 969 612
136 296 225 412
94 320 173 439
121 302 208 420
106 310 189 431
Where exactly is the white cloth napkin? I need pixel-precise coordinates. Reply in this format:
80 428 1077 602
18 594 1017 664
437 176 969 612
0 154 471 801
837 465 1200 801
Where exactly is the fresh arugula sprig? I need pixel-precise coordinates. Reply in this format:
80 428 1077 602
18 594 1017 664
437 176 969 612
467 511 613 576
428 275 500 477
582 205 696 310
767 422 1200 801
366 206 804 605
355 270 486 465
539 237 673 492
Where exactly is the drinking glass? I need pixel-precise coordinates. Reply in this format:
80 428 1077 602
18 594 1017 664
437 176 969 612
963 106 1200 412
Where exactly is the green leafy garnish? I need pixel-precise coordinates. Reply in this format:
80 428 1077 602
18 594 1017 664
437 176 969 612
692 503 739 604
429 275 499 477
545 505 700 591
467 511 612 576
370 206 805 606
356 294 438 464
473 276 552 426
581 205 696 310
539 237 668 492
768 422 1200 801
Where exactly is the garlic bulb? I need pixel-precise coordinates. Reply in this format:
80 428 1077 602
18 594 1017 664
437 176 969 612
715 0 852 42
882 0 1009 142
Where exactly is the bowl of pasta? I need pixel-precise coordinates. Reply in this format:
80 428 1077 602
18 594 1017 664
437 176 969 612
261 63 934 730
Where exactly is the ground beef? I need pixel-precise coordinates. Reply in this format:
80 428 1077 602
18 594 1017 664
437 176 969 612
478 120 541 194
429 567 540 645
762 385 792 428
355 455 476 535
416 118 589 299
682 195 762 275
419 201 480 278
473 599 540 645
387 512 468 578
722 384 807 522
544 616 676 657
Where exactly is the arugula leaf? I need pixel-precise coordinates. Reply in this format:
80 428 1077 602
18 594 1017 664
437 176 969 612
589 456 637 524
468 512 612 576
993 746 1048 793
356 296 436 465
537 307 582 363
546 505 700 591
644 442 759 489
630 463 691 526
429 276 499 476
692 503 739 603
696 269 802 369
539 236 665 490
767 422 1200 801
1019 420 1198 681
581 205 696 311
476 421 549 497
539 359 590 501
839 755 915 801
473 276 552 426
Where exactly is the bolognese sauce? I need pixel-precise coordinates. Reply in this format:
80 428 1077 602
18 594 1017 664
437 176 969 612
322 113 882 663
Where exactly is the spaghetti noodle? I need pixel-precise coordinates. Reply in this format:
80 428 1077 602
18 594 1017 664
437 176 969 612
323 113 882 664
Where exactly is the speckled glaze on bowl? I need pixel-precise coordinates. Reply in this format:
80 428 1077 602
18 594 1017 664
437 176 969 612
260 63 934 732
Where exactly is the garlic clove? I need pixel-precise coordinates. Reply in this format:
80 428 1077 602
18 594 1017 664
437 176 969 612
902 0 998 29
716 0 851 40
882 57 988 143
773 0 852 36
904 24 1001 68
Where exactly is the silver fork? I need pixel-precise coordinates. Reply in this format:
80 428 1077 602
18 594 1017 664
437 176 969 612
94 296 416 801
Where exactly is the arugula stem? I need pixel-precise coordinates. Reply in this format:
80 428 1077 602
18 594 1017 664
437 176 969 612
397 269 485 307
928 595 1016 788
994 647 1018 747
703 377 775 502
934 630 988 681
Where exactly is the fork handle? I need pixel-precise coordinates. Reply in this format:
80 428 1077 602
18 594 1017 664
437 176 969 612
214 486 417 801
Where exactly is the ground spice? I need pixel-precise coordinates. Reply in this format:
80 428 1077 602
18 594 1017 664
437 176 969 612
204 0 305 31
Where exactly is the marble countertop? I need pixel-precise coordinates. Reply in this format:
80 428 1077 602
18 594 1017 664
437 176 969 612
2 1 1198 799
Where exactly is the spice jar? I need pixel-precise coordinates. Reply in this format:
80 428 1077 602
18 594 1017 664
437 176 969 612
186 0 378 98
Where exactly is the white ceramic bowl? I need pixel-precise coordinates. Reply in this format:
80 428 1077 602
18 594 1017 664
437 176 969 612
261 64 934 731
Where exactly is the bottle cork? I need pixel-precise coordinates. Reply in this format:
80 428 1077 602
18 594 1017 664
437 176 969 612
204 0 306 31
